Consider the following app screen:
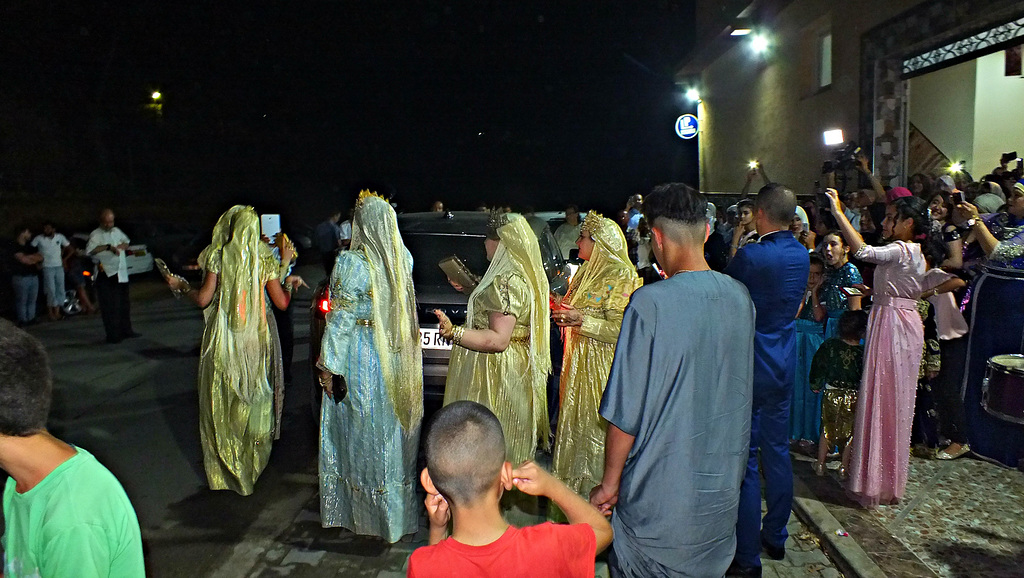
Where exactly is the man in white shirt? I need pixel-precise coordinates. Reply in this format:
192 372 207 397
553 205 581 260
86 209 138 343
31 223 72 321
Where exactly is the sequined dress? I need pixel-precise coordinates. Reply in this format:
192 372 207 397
318 249 419 542
820 262 862 339
845 242 951 507
809 338 863 446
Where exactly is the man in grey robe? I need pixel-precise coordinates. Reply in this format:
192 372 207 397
591 183 755 578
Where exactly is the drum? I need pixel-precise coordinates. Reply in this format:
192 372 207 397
982 354 1024 424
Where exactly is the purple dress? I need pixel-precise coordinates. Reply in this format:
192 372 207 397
846 242 951 507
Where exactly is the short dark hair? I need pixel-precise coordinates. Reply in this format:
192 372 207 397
808 252 825 270
643 183 708 227
0 320 53 436
755 184 798 226
424 401 506 508
838 310 868 342
565 204 578 213
736 199 755 212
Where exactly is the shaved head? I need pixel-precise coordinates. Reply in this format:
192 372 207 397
424 401 506 508
643 183 709 246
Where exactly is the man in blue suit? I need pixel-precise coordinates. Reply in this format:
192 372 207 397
724 184 810 577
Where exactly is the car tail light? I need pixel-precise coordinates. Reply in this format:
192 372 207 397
318 296 331 314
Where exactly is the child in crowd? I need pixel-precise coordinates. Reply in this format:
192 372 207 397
408 401 612 578
790 253 827 445
809 310 868 479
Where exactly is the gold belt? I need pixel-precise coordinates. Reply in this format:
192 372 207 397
356 319 373 327
509 335 529 344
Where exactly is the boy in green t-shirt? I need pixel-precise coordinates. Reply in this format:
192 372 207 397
0 320 145 578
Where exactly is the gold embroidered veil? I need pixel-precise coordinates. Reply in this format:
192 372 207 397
351 192 423 431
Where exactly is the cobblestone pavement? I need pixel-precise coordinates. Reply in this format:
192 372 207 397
794 450 1024 577
245 479 842 578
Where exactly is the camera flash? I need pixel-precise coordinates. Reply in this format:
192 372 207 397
823 129 844 146
949 161 963 173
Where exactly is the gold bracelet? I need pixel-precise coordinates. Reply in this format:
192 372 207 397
451 325 465 346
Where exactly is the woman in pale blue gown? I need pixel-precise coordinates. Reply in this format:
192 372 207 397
317 191 423 542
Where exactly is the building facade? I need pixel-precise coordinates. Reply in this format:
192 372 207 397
682 0 1024 195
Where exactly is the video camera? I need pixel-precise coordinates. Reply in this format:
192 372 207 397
821 142 862 175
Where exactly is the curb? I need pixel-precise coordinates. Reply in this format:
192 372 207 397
791 476 887 578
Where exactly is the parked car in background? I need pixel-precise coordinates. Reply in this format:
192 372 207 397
71 233 154 276
309 211 568 419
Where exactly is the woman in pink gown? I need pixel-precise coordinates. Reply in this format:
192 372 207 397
825 190 965 507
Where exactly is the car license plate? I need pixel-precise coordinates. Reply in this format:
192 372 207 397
420 327 452 351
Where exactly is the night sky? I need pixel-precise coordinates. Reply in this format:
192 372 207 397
3 2 698 217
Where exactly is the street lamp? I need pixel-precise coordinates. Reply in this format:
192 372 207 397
151 91 161 101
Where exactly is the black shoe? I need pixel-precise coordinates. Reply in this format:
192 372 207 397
761 536 786 561
725 560 761 577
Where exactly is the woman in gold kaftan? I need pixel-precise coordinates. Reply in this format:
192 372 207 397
160 206 302 496
436 213 551 468
552 212 641 497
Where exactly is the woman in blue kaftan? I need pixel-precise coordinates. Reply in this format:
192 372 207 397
317 191 422 542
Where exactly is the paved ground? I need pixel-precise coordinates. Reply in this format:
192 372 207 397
2 271 324 577
793 449 1024 577
245 462 841 578
3 269 842 577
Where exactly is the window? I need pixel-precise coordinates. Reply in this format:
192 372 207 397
819 32 833 88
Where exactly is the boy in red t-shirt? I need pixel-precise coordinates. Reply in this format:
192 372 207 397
407 401 612 578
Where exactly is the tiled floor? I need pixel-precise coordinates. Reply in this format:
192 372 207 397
795 451 1024 577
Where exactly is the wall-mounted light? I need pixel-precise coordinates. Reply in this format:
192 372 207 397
823 129 844 146
686 88 701 103
748 160 759 169
949 161 964 173
751 33 770 54
731 28 752 36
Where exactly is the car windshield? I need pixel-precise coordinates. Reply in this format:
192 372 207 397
402 233 490 289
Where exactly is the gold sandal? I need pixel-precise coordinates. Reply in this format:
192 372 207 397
935 443 970 460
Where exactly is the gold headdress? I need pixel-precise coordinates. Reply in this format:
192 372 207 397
355 189 387 209
486 209 512 240
580 211 604 235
